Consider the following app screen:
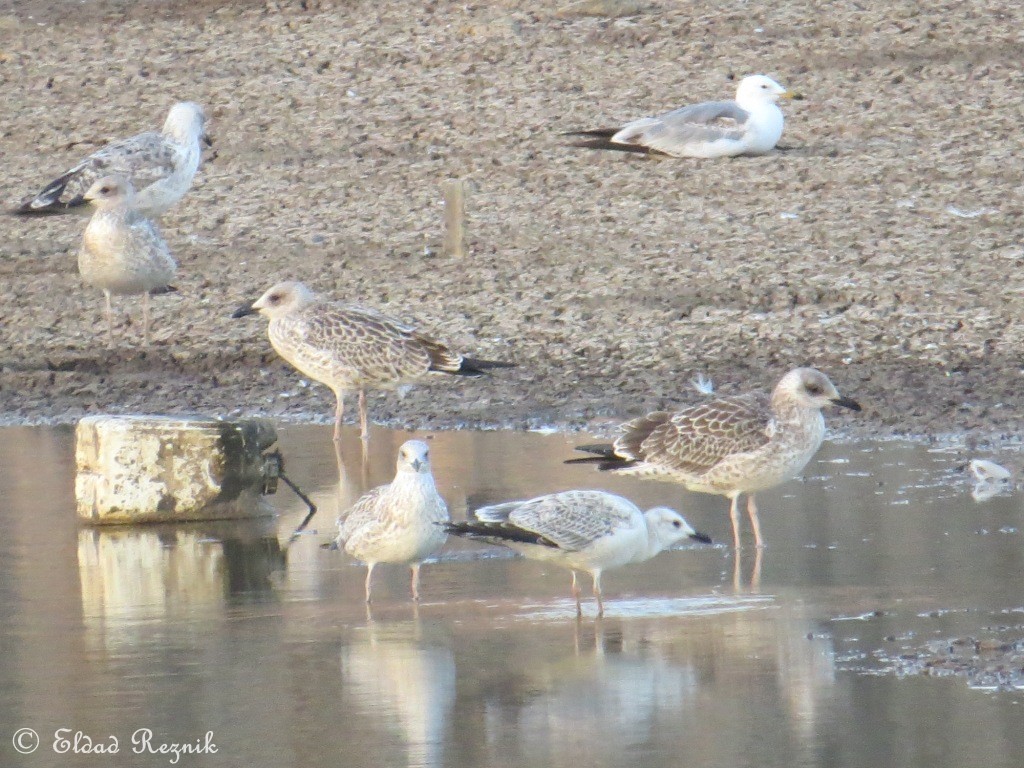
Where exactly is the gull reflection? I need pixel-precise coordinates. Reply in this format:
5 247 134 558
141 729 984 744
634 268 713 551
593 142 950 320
340 618 456 768
474 601 838 767
480 619 698 766
732 545 764 591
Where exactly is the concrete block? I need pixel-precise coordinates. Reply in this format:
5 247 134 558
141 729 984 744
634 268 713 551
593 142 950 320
76 415 279 524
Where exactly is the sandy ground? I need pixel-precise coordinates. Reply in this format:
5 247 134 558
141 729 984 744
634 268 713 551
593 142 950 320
1 0 1023 446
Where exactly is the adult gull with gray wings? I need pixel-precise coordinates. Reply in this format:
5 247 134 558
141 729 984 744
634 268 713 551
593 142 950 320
567 74 797 158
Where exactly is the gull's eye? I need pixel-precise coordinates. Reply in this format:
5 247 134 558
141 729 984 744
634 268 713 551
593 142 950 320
672 520 681 528
268 294 281 305
99 186 111 194
806 383 823 395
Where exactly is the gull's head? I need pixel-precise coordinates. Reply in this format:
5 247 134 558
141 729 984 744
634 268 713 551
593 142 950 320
231 281 317 320
645 507 712 549
396 440 432 475
83 175 135 210
163 101 211 146
774 367 862 412
735 75 793 107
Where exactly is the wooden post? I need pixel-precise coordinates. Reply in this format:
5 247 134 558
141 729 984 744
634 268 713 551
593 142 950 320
442 179 468 258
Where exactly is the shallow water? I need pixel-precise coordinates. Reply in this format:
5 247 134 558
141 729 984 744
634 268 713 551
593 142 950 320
2 426 1024 767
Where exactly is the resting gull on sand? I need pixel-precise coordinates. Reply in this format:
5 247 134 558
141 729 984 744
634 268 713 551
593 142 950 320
232 281 515 443
566 75 797 158
445 490 710 617
567 368 860 548
336 440 449 602
78 175 176 343
16 101 210 217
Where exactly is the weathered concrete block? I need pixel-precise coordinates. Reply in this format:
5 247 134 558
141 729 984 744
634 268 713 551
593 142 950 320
76 415 279 524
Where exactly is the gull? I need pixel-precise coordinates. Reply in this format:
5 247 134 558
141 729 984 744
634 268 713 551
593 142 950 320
444 490 711 617
78 175 176 343
969 459 1012 502
232 281 515 443
968 459 1011 484
16 101 211 217
336 440 449 602
566 75 797 158
568 368 861 548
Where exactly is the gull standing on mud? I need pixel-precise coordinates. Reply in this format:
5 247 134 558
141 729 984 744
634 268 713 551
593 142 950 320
232 281 514 443
15 101 211 217
336 440 449 602
78 176 176 343
444 490 711 617
568 368 861 548
566 75 797 158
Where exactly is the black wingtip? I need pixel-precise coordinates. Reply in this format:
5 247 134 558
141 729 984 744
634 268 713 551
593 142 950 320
566 138 653 155
564 444 634 471
457 357 516 376
574 443 615 457
564 456 636 471
444 520 558 548
14 170 87 215
11 203 76 216
561 128 619 139
149 285 179 296
563 455 605 465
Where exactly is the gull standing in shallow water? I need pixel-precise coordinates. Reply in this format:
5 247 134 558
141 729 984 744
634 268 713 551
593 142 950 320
568 368 861 549
232 281 515 443
566 75 797 158
336 440 449 602
15 101 211 217
444 490 711 617
78 176 176 343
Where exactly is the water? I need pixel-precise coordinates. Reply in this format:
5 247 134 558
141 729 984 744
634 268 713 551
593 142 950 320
2 426 1024 767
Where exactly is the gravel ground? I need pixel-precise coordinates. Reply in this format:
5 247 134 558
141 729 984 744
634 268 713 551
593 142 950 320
1 0 1023 445
853 635 1024 692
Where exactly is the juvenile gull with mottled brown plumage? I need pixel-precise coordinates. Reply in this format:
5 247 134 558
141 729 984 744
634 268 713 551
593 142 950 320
15 101 210 218
568 368 861 548
232 281 515 442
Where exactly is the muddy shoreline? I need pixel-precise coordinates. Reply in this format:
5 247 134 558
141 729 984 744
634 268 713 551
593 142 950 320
1 0 1023 449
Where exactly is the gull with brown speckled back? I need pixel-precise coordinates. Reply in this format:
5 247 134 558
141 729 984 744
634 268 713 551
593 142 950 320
232 281 515 443
568 368 861 549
